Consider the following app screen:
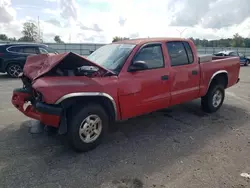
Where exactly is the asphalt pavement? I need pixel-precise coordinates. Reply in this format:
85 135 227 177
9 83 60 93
0 68 250 188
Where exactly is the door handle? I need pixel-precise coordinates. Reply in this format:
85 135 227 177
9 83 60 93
161 75 169 80
192 70 198 75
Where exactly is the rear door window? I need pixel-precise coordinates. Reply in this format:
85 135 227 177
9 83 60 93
7 46 24 53
183 42 194 63
166 41 191 66
22 47 38 54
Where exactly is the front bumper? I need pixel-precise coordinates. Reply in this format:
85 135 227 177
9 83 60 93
11 88 62 127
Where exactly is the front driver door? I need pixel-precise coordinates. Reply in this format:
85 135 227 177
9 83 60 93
118 43 171 119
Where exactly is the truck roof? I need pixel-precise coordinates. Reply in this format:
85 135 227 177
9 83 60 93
113 37 191 45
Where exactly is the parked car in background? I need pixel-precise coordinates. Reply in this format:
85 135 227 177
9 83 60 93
0 43 58 77
214 50 250 66
12 38 240 152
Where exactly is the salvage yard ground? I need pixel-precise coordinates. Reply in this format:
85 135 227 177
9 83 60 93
0 68 250 188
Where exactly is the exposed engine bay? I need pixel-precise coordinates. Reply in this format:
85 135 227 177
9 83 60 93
52 65 106 77
46 53 109 78
23 52 114 81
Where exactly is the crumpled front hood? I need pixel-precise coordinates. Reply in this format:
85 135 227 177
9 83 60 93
23 52 112 81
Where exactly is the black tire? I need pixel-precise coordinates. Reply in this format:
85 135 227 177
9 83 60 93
67 103 109 152
6 63 22 78
201 84 225 113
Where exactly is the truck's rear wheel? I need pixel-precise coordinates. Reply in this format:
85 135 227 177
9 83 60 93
201 84 225 113
67 103 109 152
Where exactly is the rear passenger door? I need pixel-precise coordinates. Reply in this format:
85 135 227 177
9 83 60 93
166 41 200 105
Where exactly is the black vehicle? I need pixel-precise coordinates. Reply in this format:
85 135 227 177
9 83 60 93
0 43 58 77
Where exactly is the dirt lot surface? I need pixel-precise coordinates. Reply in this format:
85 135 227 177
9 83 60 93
0 68 250 188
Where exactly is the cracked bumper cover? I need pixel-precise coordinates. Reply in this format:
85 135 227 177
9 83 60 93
11 88 62 127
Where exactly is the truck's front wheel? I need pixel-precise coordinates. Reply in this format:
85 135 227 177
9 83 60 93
201 84 225 113
67 103 109 152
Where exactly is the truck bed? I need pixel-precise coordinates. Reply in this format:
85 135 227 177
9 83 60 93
199 56 240 96
198 54 233 63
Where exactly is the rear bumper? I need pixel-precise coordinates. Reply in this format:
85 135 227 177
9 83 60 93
11 88 62 127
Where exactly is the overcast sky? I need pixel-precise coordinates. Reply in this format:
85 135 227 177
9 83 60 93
0 0 250 43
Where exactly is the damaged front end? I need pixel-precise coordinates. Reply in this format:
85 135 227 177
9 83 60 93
11 86 63 128
12 52 111 131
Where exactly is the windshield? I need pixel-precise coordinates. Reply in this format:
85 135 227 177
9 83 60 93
87 43 136 73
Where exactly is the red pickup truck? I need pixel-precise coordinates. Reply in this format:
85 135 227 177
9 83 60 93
12 38 240 152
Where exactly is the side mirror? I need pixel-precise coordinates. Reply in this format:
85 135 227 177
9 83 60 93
128 61 148 72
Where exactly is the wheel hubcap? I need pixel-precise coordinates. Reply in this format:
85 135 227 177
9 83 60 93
212 89 222 108
79 114 102 143
9 65 22 77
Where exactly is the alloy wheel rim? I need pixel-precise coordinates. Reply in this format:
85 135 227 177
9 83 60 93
212 89 222 108
79 114 102 143
9 65 22 77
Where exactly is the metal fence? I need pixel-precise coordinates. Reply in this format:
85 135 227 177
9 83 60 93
45 43 250 57
2 42 250 56
196 47 250 56
45 43 105 56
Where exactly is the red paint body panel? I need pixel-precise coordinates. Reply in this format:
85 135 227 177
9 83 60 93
118 42 171 119
11 91 60 127
118 68 171 119
199 56 240 96
167 41 200 105
12 38 240 126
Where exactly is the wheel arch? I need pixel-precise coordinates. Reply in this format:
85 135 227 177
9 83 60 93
205 70 228 95
56 92 118 121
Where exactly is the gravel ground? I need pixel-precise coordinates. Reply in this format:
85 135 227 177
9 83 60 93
0 67 250 188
